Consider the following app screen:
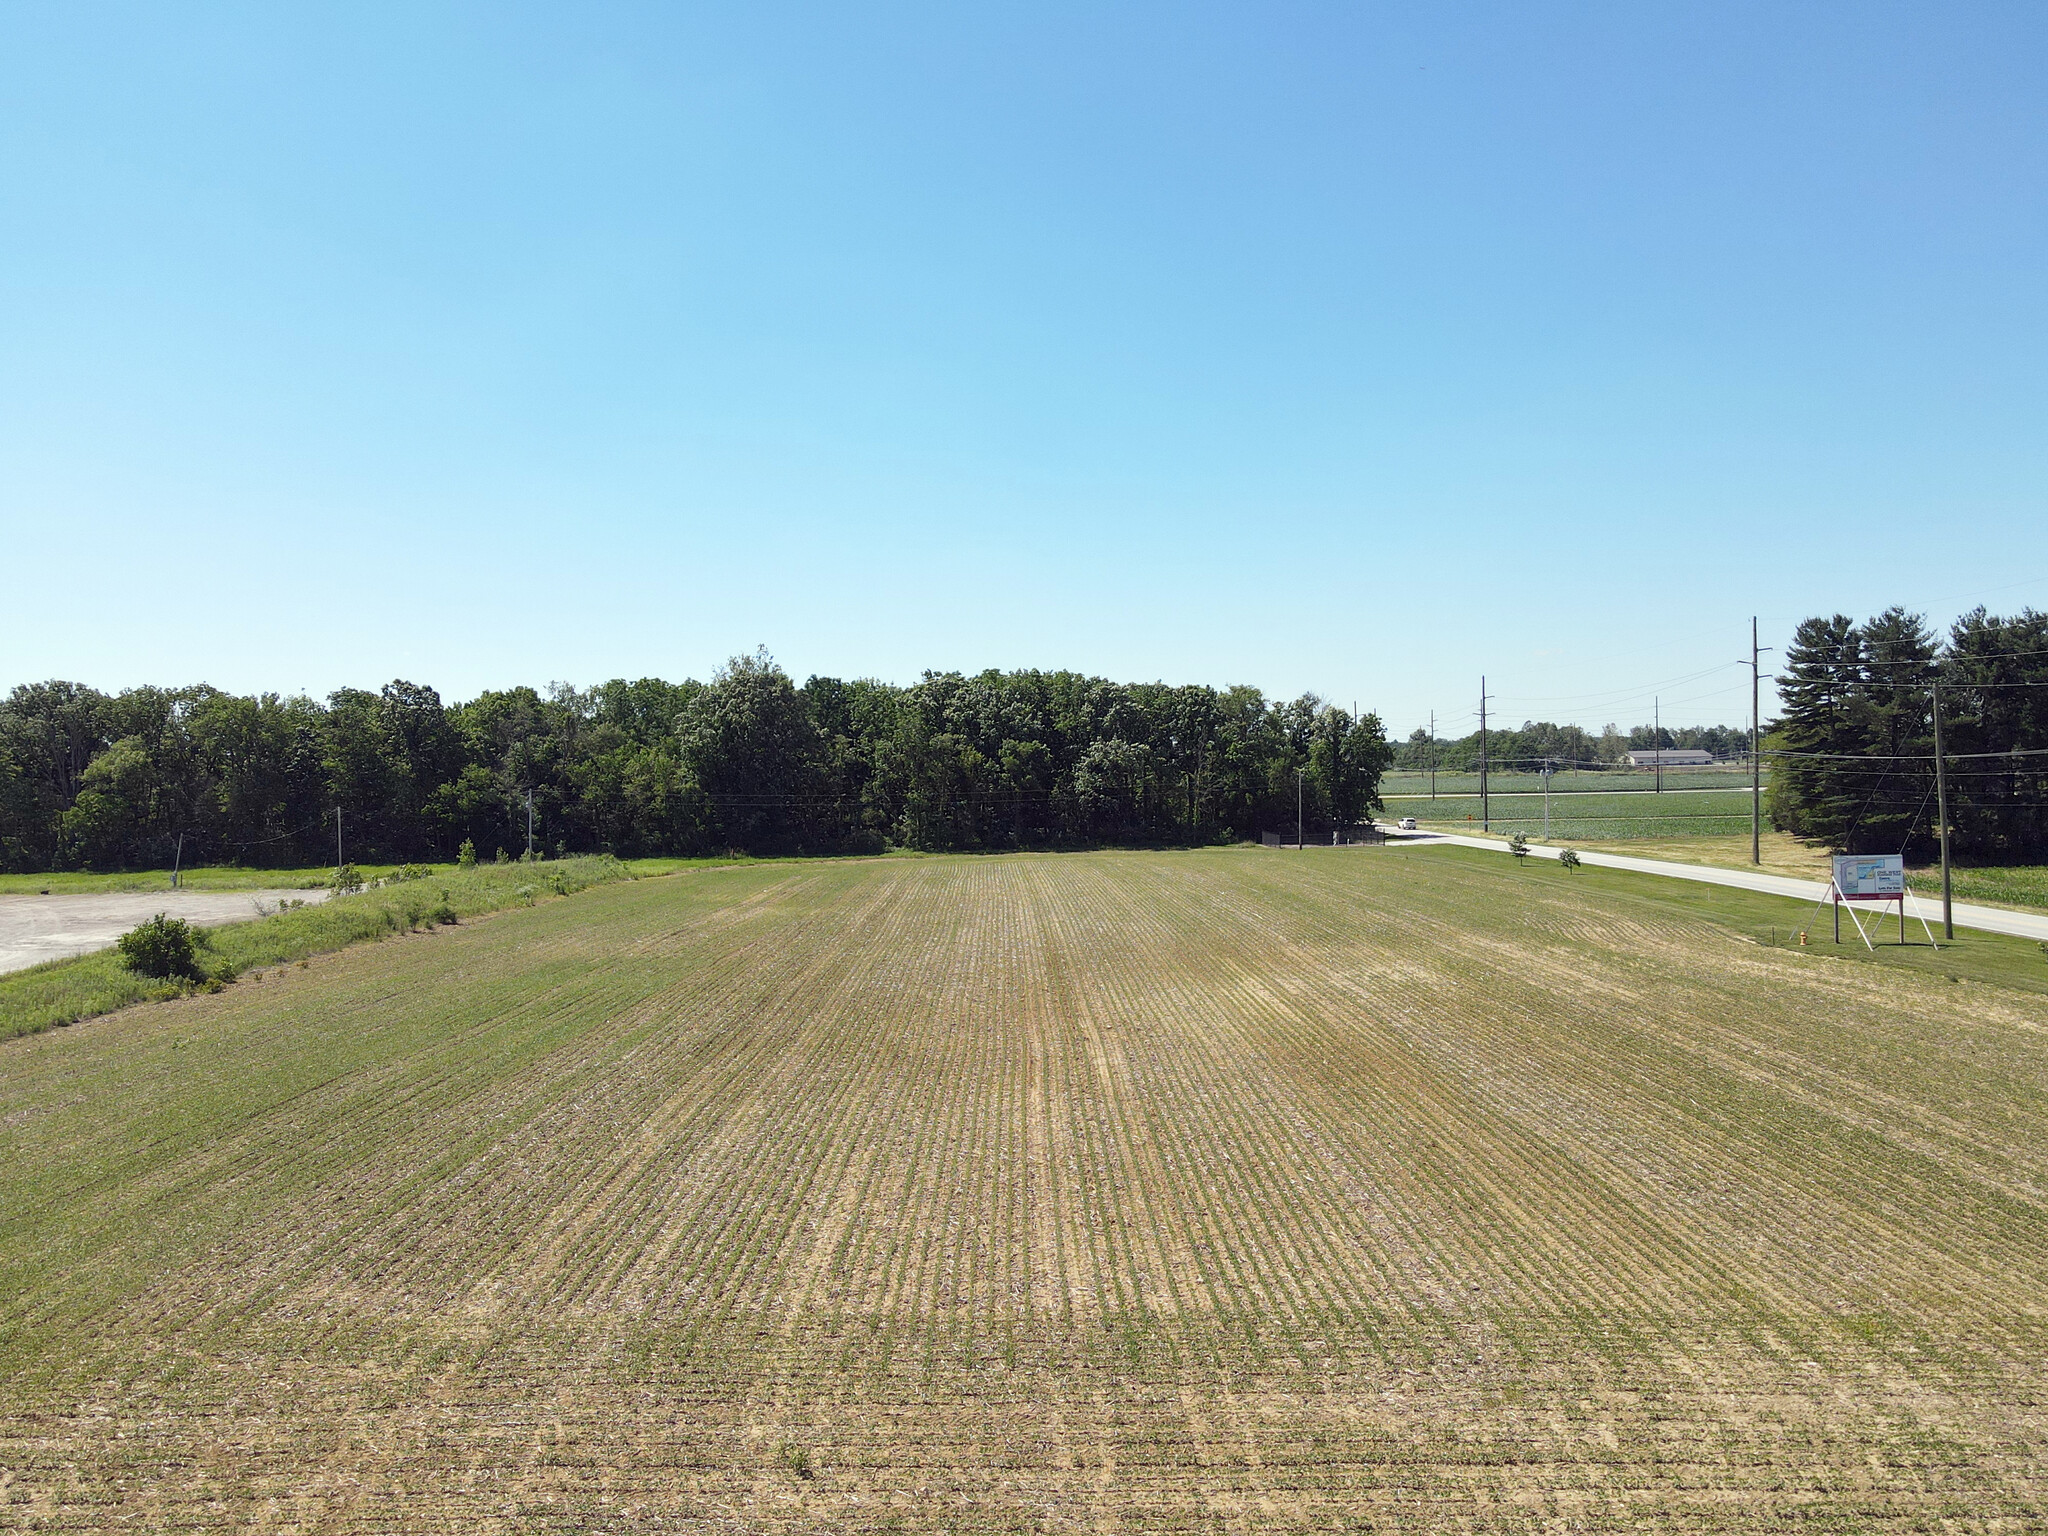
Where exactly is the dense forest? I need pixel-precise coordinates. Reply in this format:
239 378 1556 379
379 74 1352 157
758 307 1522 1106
1395 721 1751 773
1767 607 2048 858
0 653 1394 871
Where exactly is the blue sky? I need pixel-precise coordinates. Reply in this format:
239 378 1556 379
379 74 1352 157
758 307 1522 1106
4 2 2043 738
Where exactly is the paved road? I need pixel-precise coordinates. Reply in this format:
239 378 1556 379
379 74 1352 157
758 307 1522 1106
1380 829 2048 944
0 889 333 975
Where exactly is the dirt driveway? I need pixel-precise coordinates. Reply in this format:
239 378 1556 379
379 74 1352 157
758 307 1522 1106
0 889 333 975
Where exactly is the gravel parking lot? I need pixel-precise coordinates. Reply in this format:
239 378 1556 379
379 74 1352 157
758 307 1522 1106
0 889 332 975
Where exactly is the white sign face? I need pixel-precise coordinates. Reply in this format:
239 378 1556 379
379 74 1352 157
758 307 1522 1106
1833 853 1905 898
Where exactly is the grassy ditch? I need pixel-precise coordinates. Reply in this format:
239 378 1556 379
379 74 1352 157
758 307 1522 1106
0 857 637 1040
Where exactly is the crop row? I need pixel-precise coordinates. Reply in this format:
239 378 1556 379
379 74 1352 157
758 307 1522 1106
2 850 2044 1529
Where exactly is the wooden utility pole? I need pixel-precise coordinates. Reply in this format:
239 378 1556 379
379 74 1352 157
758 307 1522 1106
525 790 535 860
1654 697 1662 794
1933 678 1953 939
335 804 343 880
1479 678 1489 832
1295 770 1304 850
1744 618 1775 865
1429 709 1436 800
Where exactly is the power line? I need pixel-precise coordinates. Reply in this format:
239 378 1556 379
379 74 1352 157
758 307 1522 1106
1763 745 2048 762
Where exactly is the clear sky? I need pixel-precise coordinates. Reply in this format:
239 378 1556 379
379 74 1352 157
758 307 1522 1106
5 2 2044 740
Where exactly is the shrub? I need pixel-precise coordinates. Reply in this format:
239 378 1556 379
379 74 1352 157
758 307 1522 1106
331 863 365 894
429 893 459 926
1507 832 1530 860
397 864 430 882
457 839 478 870
494 847 508 864
115 914 206 982
1558 847 1582 871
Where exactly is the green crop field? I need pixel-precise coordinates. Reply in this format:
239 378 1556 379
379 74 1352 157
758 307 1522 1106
4 848 2045 1531
1909 863 2048 916
1382 767 1754 797
1385 786 1761 841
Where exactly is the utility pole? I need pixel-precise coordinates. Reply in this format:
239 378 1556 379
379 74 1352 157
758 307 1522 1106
335 804 343 879
525 789 535 860
1542 761 1552 840
1750 617 1773 866
1654 697 1662 794
1933 678 1953 939
1429 710 1436 800
1479 677 1489 832
1295 769 1304 850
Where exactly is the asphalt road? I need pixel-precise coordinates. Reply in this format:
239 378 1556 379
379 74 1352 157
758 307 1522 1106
1385 829 2048 943
0 889 333 975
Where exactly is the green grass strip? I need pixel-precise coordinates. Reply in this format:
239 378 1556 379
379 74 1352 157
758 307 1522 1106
0 857 640 1041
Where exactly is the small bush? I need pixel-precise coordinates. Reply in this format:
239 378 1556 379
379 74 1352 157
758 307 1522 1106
115 914 207 982
1558 848 1582 871
4 855 635 1040
397 864 431 883
494 847 508 864
1507 832 1530 861
331 863 365 894
457 839 478 870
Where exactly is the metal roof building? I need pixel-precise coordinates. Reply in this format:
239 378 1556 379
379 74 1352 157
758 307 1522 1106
1622 749 1717 768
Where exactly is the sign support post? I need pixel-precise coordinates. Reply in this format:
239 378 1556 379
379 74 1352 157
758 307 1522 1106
1829 854 1938 951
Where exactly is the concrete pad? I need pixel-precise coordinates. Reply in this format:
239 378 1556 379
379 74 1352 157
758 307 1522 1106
0 889 334 975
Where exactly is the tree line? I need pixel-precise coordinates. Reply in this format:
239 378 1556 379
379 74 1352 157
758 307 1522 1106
0 653 1394 871
1767 606 2048 858
1396 720 1751 773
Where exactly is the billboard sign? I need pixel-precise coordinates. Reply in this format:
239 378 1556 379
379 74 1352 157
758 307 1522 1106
1833 853 1905 900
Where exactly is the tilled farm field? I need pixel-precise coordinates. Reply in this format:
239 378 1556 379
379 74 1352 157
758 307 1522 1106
2 849 2045 1532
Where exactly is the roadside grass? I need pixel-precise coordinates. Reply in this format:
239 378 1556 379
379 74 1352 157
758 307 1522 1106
1419 844 2048 996
0 855 744 896
1386 787 1759 841
1552 833 2048 916
5 846 2047 1526
0 856 638 1040
1570 829 1832 879
0 865 346 894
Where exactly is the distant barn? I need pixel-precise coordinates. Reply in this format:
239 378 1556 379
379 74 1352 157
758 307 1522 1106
1623 749 1717 768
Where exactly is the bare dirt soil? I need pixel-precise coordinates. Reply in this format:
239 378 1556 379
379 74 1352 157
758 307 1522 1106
1 849 2043 1531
